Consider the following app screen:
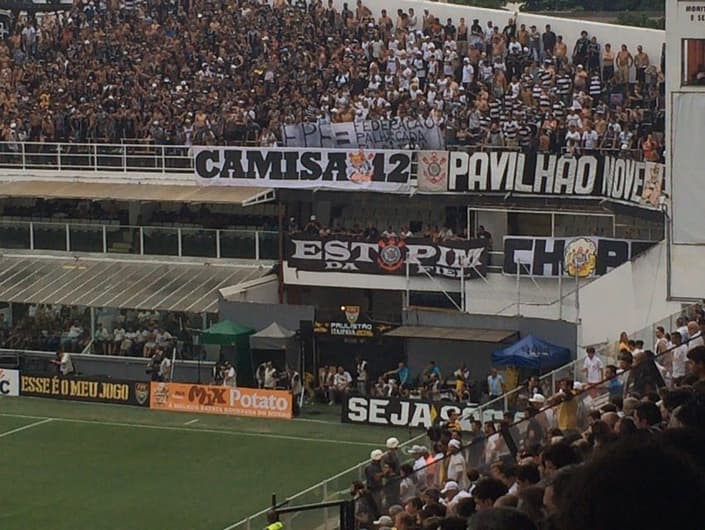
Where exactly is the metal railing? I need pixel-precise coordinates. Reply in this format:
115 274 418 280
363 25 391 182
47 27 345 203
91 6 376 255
0 141 194 174
0 219 278 261
223 430 427 530
0 141 647 176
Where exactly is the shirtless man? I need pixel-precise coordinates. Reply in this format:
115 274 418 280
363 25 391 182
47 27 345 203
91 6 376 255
616 44 633 86
633 45 649 85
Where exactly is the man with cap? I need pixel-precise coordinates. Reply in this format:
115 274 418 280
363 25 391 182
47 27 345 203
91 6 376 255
440 480 472 515
365 449 385 511
372 515 393 530
383 437 401 474
411 445 428 485
446 439 466 486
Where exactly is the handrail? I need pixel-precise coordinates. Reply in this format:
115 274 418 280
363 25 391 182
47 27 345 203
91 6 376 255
0 219 278 261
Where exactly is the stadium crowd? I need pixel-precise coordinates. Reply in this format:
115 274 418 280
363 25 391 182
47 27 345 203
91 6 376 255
0 0 663 159
353 335 705 530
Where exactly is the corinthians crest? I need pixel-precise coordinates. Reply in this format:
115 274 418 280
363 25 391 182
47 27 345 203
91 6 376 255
377 237 406 272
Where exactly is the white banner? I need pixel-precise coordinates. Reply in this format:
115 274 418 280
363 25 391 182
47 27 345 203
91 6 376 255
194 147 412 192
0 369 19 397
417 151 450 192
281 117 444 150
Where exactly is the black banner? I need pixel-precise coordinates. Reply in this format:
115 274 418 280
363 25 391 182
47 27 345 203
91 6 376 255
20 374 150 407
342 395 474 429
287 235 487 279
446 152 665 207
503 236 656 277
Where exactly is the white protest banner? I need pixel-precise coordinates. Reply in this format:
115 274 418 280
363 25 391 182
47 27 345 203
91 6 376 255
194 147 412 193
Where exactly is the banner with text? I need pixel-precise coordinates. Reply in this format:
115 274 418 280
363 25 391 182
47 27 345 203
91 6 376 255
287 235 487 279
194 147 412 192
503 236 656 278
342 395 474 429
0 369 19 397
150 382 293 419
281 118 444 150
436 151 666 208
20 374 150 406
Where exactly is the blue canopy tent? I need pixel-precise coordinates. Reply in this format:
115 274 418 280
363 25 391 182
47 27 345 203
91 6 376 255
491 335 571 373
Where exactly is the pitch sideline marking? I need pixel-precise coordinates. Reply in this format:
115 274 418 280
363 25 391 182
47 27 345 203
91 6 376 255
0 413 378 447
0 418 53 439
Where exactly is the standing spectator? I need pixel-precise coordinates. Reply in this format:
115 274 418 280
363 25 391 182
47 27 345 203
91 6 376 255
602 43 616 82
51 346 74 376
365 450 385 512
487 368 506 402
446 439 467 486
542 24 556 59
634 45 650 85
582 347 604 385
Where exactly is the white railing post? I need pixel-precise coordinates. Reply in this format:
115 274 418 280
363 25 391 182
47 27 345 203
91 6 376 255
139 227 144 255
65 223 70 252
255 231 260 261
102 225 107 253
57 144 62 171
123 144 128 172
93 143 98 172
29 221 34 250
177 228 182 257
323 483 330 528
21 142 26 170
161 145 166 174
216 229 221 258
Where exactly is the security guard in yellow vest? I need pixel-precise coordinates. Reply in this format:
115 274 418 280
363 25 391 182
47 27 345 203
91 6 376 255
265 510 283 530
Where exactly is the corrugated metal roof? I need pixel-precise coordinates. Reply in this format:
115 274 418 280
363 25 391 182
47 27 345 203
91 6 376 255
0 181 273 205
0 255 273 313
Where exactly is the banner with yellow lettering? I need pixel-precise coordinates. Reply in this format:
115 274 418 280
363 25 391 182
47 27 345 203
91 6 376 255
20 374 150 407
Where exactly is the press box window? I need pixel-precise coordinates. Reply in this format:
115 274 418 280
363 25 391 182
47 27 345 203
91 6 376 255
682 39 705 86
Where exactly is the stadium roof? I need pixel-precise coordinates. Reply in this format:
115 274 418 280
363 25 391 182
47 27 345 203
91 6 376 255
0 255 274 313
0 181 274 205
386 326 518 343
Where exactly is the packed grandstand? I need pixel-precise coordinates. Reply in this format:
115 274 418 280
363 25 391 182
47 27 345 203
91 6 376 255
0 0 662 159
1 1 704 530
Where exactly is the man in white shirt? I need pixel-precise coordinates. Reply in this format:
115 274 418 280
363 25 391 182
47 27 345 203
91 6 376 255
223 361 237 387
264 362 278 389
446 439 467 486
53 348 74 376
158 350 172 381
687 321 704 351
671 332 688 384
582 347 604 384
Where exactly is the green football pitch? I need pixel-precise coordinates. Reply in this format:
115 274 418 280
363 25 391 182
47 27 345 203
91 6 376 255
0 396 415 530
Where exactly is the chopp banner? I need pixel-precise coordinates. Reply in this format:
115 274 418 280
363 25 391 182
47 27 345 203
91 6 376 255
193 147 412 192
20 374 150 406
150 383 293 419
342 395 472 429
0 369 19 396
281 118 444 150
287 235 487 279
439 151 666 208
503 236 656 277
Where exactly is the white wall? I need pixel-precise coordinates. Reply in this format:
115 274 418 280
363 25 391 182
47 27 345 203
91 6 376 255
665 1 705 300
334 0 665 67
579 241 682 347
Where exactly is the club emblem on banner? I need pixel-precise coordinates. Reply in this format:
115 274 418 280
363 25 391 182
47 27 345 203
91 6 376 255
347 150 374 183
377 238 406 272
344 306 361 324
418 151 449 192
134 383 150 405
564 238 597 278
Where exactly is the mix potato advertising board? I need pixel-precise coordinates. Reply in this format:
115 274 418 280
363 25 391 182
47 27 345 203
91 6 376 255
149 382 293 419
